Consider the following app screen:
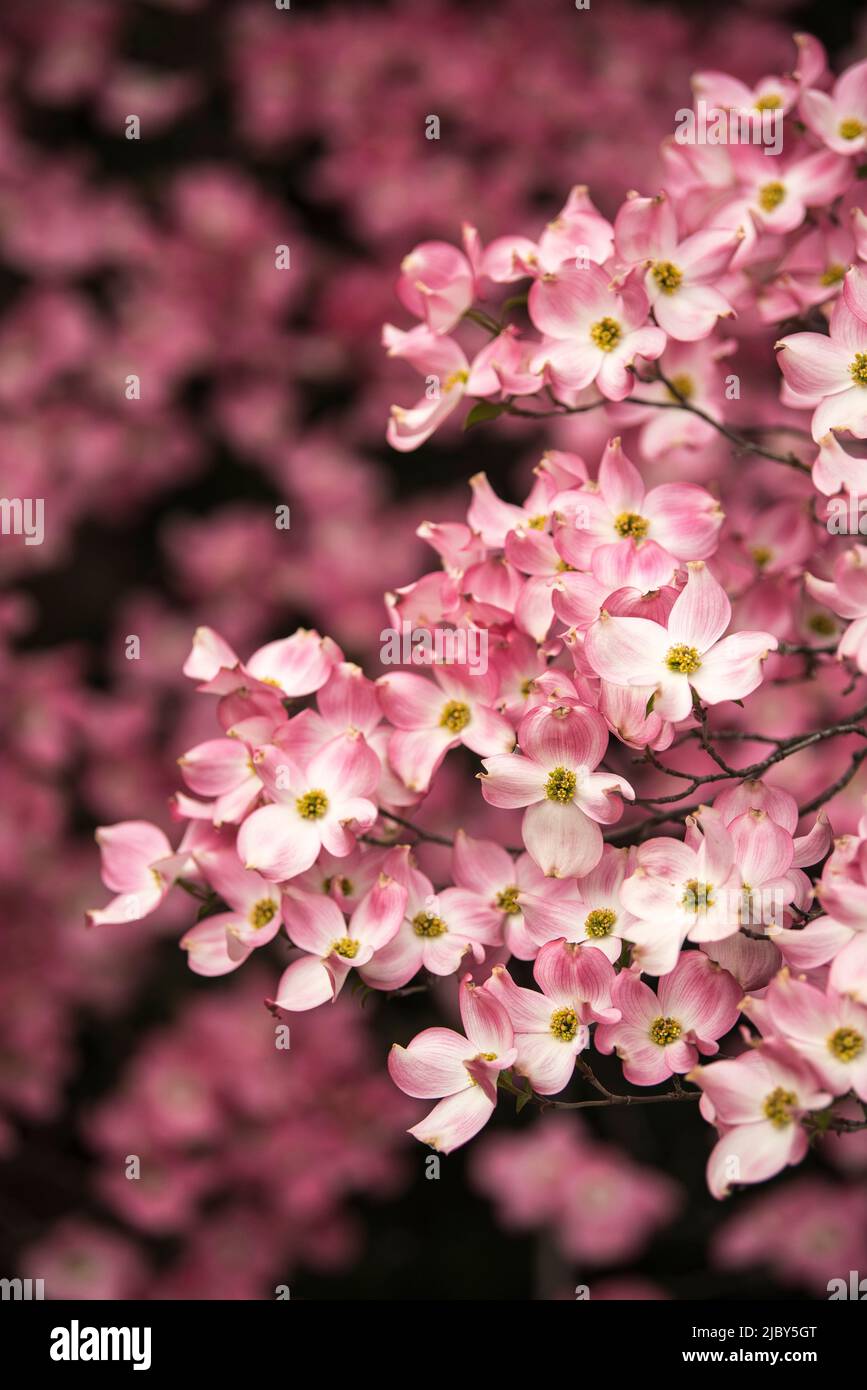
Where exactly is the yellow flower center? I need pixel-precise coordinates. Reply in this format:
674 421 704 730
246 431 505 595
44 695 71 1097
763 1086 797 1128
839 118 865 141
820 262 846 287
649 1016 682 1046
442 369 469 391
248 898 277 930
758 181 786 213
828 1026 865 1062
585 907 617 938
412 912 447 938
682 879 715 912
589 316 622 351
496 886 521 915
296 789 329 820
550 1006 580 1042
614 511 650 540
850 353 867 386
545 766 577 803
527 514 548 530
666 372 695 402
751 546 772 569
808 612 836 636
439 700 472 733
755 93 782 110
333 937 360 959
324 875 353 897
665 643 702 674
468 1051 498 1084
651 260 683 294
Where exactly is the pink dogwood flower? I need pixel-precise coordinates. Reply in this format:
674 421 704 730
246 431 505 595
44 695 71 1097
755 970 867 1100
519 845 638 963
88 821 179 926
806 545 867 672
554 437 724 589
383 323 539 452
690 1039 831 1197
478 185 614 282
585 560 778 722
528 263 666 400
388 975 516 1152
619 820 744 975
359 849 502 990
487 938 619 1095
595 951 742 1085
396 240 475 334
180 846 283 977
776 279 867 442
450 829 578 961
800 58 867 156
269 874 408 1011
377 663 514 793
237 730 379 881
184 625 341 699
614 192 740 340
480 700 634 878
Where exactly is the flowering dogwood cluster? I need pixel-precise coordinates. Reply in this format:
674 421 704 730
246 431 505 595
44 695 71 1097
90 33 867 1202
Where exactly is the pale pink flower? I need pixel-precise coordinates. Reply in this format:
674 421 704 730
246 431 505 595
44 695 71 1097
554 437 724 589
383 323 538 452
479 186 614 281
690 1039 831 1197
487 939 619 1095
721 144 849 246
614 192 740 340
519 844 638 963
388 975 516 1153
691 68 798 116
776 279 867 442
480 701 634 878
180 844 283 977
268 874 407 1011
450 829 578 961
584 560 778 723
806 545 867 672
757 970 867 1100
176 734 264 825
184 624 341 698
377 663 514 793
396 239 475 334
358 850 501 990
237 731 379 881
528 263 666 400
815 829 867 929
800 58 867 156
467 468 575 549
595 951 741 1085
619 822 743 976
88 820 177 926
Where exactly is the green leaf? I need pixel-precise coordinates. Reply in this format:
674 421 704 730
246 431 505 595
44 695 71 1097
645 692 656 716
515 1090 532 1114
464 400 508 430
